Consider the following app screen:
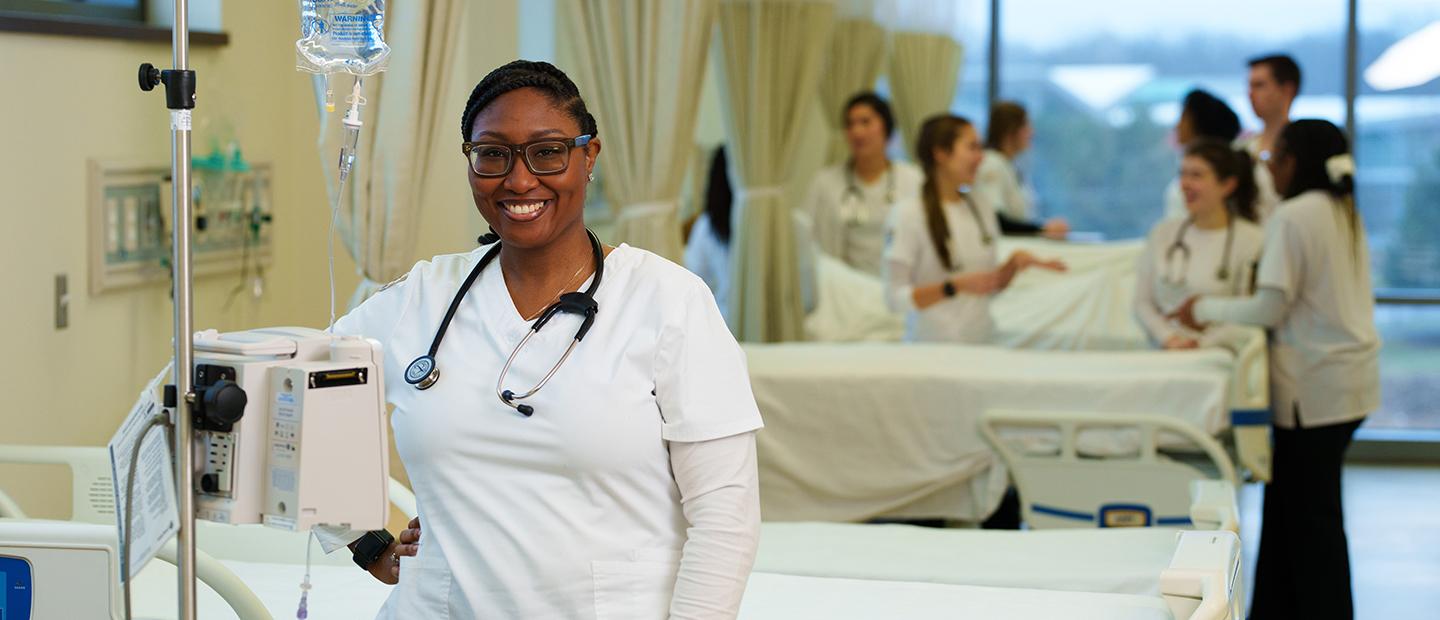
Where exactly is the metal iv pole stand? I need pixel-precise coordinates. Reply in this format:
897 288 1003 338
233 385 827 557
137 0 198 617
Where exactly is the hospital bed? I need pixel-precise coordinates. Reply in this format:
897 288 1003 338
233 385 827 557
1 445 1241 619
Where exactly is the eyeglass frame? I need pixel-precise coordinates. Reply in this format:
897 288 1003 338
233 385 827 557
461 134 594 178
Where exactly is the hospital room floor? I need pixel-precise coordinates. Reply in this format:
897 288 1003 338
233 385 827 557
1237 463 1440 619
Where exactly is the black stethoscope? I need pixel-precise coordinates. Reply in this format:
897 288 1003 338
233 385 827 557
842 160 896 224
404 229 604 418
1163 216 1237 292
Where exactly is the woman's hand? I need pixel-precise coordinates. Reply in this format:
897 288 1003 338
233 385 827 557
953 270 1008 295
1169 296 1205 331
1009 250 1068 273
1041 217 1070 240
364 517 422 585
1163 334 1200 350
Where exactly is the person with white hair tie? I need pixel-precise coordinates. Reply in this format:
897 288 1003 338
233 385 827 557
1171 119 1378 620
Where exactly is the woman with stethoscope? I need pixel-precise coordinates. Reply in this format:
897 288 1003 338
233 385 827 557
322 60 764 619
883 114 1065 344
1172 120 1378 620
803 91 924 275
1134 138 1264 349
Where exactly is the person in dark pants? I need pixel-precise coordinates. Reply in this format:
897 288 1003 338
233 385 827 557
1173 119 1380 619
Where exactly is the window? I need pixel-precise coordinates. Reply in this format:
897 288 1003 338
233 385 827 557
998 0 1346 240
1357 0 1440 432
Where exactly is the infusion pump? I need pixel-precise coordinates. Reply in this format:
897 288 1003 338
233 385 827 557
189 327 388 532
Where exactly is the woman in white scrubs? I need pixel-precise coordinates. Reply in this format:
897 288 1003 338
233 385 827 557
883 114 1065 344
684 146 733 321
1172 120 1378 620
803 92 923 275
973 101 1068 239
328 61 764 619
1135 139 1264 349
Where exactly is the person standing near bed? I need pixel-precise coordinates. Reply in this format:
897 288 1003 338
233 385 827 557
1135 139 1264 350
882 114 1065 344
1172 119 1378 620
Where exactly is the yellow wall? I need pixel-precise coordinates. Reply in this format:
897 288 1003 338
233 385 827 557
0 2 517 520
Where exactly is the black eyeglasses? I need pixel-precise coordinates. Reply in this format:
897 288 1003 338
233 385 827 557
461 135 593 177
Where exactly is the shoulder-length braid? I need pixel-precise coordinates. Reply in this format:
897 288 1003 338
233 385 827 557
914 115 973 271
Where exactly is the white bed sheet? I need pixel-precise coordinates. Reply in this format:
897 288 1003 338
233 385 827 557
740 573 1173 620
135 560 1173 620
756 522 1181 596
804 237 1149 349
746 342 1231 522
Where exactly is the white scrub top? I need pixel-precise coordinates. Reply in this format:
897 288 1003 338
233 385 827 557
683 213 730 323
1254 190 1381 428
1235 134 1282 222
973 149 1036 221
804 161 924 275
882 194 1002 344
332 243 763 619
1134 215 1264 344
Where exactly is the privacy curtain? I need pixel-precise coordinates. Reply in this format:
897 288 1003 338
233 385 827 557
315 0 464 308
888 31 963 152
560 0 718 263
817 1 886 164
718 0 836 342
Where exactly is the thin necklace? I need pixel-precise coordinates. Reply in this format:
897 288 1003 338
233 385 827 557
523 263 588 321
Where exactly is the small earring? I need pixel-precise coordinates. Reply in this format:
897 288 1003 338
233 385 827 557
587 172 595 183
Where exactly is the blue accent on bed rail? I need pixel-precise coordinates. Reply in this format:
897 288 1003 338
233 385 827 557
1231 408 1272 426
1030 504 1095 522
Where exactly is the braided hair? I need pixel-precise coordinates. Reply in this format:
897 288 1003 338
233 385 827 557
460 60 599 142
462 61 600 245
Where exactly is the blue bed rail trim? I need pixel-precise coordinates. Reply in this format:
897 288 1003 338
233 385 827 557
1030 503 1095 522
1231 408 1272 426
1030 503 1193 527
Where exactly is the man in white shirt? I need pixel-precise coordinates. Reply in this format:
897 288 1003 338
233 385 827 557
1237 55 1302 221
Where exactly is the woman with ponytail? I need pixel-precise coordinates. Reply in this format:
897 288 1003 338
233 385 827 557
882 114 1065 343
1172 119 1379 620
1134 138 1265 349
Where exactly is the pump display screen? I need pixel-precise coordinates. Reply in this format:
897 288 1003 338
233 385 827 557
0 555 34 620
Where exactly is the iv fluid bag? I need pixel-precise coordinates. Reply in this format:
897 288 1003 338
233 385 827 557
297 0 391 76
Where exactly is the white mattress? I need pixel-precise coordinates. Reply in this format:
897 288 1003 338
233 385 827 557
740 573 1173 620
134 560 1173 620
745 342 1231 521
756 522 1181 596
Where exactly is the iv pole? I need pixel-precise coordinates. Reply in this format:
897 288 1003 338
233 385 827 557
138 0 198 617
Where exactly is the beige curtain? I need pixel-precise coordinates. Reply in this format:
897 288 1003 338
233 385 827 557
718 0 836 342
560 1 717 263
888 31 964 152
315 0 464 308
818 17 886 164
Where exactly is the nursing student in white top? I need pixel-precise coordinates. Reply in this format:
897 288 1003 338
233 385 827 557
883 114 1066 344
1172 120 1379 620
803 92 923 275
325 61 765 620
1135 139 1264 349
972 101 1069 239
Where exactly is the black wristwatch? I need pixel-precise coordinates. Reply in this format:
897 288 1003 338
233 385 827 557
351 529 395 570
942 280 957 298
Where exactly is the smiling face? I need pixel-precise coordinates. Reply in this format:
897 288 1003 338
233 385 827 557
466 87 601 249
1179 154 1235 218
934 124 984 186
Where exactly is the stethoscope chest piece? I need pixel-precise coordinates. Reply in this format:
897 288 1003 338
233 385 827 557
405 355 440 390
